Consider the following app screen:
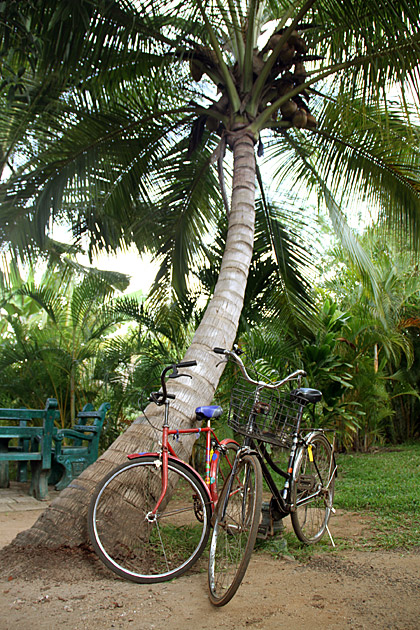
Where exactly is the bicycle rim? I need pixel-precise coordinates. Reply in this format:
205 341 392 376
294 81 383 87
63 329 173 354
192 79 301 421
88 456 211 582
291 433 335 544
208 453 263 606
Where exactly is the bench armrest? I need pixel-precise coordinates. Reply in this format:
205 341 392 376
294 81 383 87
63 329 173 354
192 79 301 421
54 429 94 442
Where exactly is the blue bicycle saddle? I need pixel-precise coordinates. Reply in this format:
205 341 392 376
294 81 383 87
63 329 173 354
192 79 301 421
195 405 223 419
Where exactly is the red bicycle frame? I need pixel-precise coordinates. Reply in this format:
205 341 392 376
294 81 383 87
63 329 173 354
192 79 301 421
128 423 237 518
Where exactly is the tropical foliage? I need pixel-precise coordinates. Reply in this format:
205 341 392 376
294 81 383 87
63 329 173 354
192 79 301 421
208 225 420 450
0 258 131 422
322 232 420 446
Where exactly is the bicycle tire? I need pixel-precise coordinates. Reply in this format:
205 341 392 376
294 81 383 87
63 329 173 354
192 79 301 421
88 456 211 583
208 452 263 606
291 432 335 544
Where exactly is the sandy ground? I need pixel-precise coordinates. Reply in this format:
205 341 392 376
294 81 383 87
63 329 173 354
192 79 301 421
0 492 419 630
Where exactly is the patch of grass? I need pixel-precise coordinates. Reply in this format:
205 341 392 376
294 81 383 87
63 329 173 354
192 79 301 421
335 443 420 514
370 512 420 549
334 443 420 550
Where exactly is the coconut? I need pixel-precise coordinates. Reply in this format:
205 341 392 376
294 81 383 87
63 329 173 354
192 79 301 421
206 115 220 132
292 108 308 128
280 99 298 118
190 59 203 82
294 62 307 84
278 43 295 65
276 78 294 96
253 51 265 76
306 113 318 129
294 36 308 55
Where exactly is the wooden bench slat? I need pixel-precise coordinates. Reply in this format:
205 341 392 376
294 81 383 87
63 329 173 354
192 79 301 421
75 412 102 419
0 453 42 461
0 411 51 420
0 428 43 438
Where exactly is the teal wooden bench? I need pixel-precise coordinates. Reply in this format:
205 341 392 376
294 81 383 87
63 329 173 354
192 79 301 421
50 402 110 490
0 398 60 500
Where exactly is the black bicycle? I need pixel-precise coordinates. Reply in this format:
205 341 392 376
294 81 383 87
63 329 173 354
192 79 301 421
208 346 337 606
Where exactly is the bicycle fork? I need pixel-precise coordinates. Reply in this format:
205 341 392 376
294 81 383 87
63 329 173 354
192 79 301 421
146 399 172 522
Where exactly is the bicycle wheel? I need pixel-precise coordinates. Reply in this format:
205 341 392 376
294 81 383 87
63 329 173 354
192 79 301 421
208 453 263 606
88 456 211 582
291 432 335 544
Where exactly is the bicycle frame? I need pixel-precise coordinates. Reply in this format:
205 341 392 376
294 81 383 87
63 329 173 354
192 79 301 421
127 396 238 518
214 353 307 523
252 428 337 516
245 393 305 515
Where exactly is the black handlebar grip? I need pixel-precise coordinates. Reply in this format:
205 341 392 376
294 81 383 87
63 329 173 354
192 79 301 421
213 347 226 354
150 391 176 403
176 360 197 368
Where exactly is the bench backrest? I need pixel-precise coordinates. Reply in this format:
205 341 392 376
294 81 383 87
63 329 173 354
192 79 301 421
0 398 58 423
0 398 60 469
62 402 110 451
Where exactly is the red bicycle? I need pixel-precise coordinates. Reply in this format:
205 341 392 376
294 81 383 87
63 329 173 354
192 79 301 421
88 360 238 583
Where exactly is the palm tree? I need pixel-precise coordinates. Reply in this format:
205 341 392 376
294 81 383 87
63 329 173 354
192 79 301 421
1 0 419 546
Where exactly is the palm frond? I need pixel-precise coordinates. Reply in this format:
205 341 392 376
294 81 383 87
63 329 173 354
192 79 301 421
308 94 420 243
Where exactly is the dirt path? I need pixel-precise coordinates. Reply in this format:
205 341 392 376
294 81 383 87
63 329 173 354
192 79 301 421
1 509 419 630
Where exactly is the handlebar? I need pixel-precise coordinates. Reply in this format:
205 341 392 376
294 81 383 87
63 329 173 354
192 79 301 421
149 360 197 406
174 360 198 368
214 345 306 390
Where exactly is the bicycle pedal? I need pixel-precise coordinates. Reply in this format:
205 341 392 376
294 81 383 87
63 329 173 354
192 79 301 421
257 524 270 540
296 473 316 491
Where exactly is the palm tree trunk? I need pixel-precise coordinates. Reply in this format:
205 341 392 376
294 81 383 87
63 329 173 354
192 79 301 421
13 130 256 547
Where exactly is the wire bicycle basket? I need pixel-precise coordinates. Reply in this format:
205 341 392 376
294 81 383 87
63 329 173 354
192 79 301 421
228 376 307 447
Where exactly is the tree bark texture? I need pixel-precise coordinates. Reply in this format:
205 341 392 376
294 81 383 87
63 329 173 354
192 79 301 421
13 131 256 548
